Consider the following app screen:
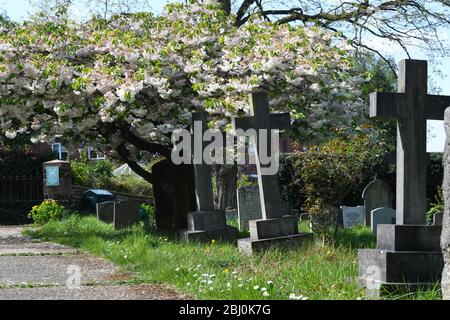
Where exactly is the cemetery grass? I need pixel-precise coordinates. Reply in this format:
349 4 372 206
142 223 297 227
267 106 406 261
24 215 441 300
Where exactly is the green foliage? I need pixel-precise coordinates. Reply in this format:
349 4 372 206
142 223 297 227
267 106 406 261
71 158 152 196
428 153 444 202
353 52 397 103
71 158 113 187
28 200 66 225
427 187 444 225
0 13 14 28
111 174 153 196
0 150 53 176
140 203 156 230
0 134 53 176
280 132 392 241
237 174 256 188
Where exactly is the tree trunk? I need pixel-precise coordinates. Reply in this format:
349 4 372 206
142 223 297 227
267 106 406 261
218 0 231 14
152 159 196 232
214 164 237 210
442 108 450 299
211 1 237 211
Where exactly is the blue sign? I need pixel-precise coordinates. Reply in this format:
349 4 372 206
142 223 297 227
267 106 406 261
45 166 60 187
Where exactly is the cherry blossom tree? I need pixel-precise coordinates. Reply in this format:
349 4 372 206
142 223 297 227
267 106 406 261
0 0 365 231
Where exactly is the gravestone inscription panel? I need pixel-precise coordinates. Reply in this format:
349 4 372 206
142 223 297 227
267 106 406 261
371 207 396 236
341 206 365 228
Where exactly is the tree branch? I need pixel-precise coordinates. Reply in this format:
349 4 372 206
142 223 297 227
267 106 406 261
119 125 172 158
116 143 155 184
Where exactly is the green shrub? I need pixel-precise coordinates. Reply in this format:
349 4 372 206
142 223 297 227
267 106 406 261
140 203 156 230
111 174 153 196
71 159 114 188
280 133 392 242
28 200 66 225
427 187 444 225
71 158 152 196
237 174 256 188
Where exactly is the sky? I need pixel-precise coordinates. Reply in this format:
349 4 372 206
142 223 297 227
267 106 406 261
1 0 449 151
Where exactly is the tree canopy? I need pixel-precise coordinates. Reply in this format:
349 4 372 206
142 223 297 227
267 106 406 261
225 0 450 73
0 0 366 182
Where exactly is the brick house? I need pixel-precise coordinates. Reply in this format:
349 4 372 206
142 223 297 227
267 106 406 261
30 141 106 161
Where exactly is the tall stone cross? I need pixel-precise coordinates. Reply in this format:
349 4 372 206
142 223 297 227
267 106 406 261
370 59 450 225
191 112 215 212
233 91 291 220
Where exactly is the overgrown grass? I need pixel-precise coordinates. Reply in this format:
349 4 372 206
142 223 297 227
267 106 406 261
23 215 440 300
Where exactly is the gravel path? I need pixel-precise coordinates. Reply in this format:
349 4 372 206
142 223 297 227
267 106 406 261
0 226 186 300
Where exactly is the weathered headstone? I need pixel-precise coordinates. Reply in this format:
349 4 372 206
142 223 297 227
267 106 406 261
341 206 365 228
441 107 450 300
433 213 443 226
233 91 312 255
237 186 298 231
179 112 237 243
237 186 262 230
371 207 396 235
96 201 140 229
114 201 140 229
359 60 448 296
96 201 115 224
362 180 393 226
225 209 237 221
152 159 196 232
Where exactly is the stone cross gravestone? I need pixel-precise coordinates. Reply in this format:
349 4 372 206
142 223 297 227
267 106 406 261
233 91 312 255
179 112 237 243
441 107 450 300
370 60 450 225
371 207 396 236
359 60 447 296
233 94 290 220
191 112 215 212
341 206 364 228
362 180 393 226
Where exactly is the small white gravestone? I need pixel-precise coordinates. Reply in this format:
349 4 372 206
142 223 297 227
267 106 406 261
371 207 396 235
433 212 443 226
341 206 365 228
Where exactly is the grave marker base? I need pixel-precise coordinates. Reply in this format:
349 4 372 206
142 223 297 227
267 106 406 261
238 232 313 256
238 216 313 255
363 282 442 299
180 210 237 243
358 225 444 297
180 226 237 243
249 216 298 239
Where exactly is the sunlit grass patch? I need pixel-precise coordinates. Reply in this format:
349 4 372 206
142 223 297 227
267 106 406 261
23 214 437 300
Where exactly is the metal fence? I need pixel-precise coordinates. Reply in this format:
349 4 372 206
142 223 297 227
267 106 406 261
0 174 44 224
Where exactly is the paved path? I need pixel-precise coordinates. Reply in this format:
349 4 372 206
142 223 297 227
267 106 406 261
0 226 186 300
